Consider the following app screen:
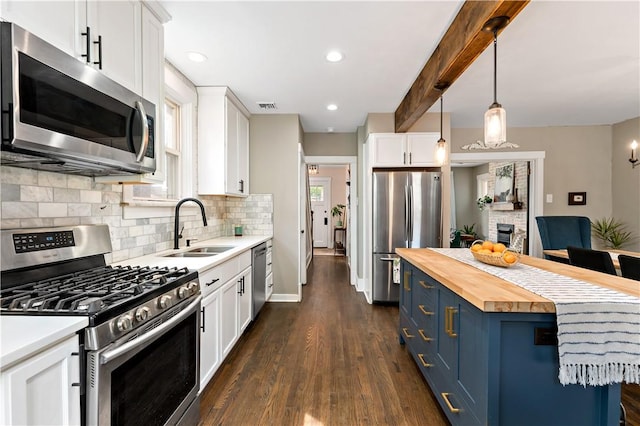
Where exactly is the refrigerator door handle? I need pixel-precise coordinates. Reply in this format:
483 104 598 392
379 257 397 261
408 184 413 246
404 185 410 244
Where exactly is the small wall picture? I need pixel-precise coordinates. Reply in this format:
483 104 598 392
568 192 586 205
493 163 515 203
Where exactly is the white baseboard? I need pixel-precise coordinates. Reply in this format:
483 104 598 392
267 294 300 302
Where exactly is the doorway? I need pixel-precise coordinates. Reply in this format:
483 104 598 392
309 177 331 248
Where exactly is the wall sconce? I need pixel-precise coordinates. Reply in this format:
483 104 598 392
630 140 639 168
308 164 319 175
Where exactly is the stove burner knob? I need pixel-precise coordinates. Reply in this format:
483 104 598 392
135 307 150 322
178 286 189 299
188 282 199 293
116 314 133 332
158 295 172 309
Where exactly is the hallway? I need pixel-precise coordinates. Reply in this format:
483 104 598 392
199 255 447 425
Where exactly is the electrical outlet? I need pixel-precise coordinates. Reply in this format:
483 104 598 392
546 194 553 203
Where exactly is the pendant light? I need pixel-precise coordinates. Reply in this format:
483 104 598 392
483 16 509 148
436 95 447 165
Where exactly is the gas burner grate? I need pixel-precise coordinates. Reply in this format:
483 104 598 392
0 265 194 315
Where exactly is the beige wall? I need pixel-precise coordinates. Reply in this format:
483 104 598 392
452 126 613 223
250 114 301 297
612 117 640 251
364 113 394 134
357 125 366 278
303 133 357 156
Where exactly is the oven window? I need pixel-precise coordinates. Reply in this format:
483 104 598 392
110 311 197 426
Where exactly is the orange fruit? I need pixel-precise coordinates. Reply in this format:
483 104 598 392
470 244 482 252
481 240 494 251
503 252 517 264
493 243 506 253
479 249 493 255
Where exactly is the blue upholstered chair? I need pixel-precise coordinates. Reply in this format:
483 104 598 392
535 216 592 262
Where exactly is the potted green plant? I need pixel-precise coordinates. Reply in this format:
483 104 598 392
477 195 493 211
460 224 477 238
331 204 346 228
591 217 635 249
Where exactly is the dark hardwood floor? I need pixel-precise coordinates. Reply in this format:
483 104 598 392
199 255 640 426
199 255 447 425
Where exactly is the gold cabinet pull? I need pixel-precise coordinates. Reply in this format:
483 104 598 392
445 306 458 337
417 353 433 368
419 280 434 289
403 271 411 291
402 327 415 338
418 329 433 341
441 392 461 413
418 305 434 316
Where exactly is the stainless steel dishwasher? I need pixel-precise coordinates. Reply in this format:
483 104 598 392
252 242 267 319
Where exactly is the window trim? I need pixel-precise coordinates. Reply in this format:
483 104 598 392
123 64 197 219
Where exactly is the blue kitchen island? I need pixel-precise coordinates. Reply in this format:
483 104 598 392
396 248 635 426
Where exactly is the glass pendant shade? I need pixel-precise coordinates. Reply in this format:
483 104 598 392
436 138 447 165
484 104 506 147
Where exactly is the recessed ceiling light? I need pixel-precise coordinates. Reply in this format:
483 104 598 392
327 127 335 133
327 104 338 111
187 51 207 63
326 51 343 62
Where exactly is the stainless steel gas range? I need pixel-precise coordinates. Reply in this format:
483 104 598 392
0 225 201 426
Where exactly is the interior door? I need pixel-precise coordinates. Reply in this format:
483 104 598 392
309 177 331 248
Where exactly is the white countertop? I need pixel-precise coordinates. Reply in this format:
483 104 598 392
0 316 88 370
113 235 272 271
0 235 271 370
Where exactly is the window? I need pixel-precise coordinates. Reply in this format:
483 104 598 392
309 185 324 202
122 64 196 218
477 172 490 199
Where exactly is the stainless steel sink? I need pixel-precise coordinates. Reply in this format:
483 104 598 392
186 246 235 254
163 252 217 258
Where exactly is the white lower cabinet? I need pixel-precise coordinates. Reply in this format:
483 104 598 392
199 249 253 392
199 289 221 391
0 335 81 425
220 277 239 360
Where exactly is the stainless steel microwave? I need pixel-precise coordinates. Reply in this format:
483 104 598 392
0 22 156 176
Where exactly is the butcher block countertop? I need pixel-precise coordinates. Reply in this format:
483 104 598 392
396 248 640 314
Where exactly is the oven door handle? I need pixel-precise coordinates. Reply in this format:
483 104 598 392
99 295 201 365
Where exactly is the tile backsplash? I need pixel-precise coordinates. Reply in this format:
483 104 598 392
1 166 273 263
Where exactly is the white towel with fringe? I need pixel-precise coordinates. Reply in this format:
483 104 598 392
430 248 640 386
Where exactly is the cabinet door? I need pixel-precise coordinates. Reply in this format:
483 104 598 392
200 290 221 391
238 267 252 333
225 98 241 195
236 111 250 195
400 261 412 317
88 0 142 94
406 133 439 166
371 134 406 167
0 1 82 57
436 287 459 376
0 335 81 425
220 278 239 359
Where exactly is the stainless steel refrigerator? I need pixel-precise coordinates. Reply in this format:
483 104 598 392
372 169 442 302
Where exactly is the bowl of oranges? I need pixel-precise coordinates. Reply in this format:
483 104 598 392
469 240 520 268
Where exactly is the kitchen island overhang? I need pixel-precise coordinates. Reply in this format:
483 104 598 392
396 247 638 426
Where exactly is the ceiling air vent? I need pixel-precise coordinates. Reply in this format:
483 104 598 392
257 102 277 110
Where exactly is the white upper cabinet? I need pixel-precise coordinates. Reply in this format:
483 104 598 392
85 0 142 94
197 87 251 197
0 0 162 97
370 133 440 167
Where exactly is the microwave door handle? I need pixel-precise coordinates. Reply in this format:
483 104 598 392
134 101 150 163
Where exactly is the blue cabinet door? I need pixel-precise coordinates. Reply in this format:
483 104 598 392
436 286 458 376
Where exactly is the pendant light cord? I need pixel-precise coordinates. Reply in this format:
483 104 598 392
493 30 498 105
440 96 444 138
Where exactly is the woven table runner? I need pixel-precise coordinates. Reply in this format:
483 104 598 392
430 248 640 386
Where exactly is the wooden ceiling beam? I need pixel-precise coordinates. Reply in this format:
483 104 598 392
394 0 530 133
